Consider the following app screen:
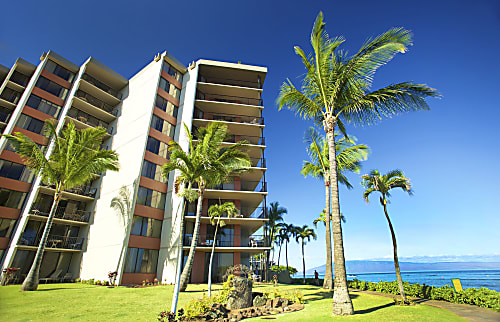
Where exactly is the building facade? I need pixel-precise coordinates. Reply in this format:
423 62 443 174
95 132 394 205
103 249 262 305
0 51 269 285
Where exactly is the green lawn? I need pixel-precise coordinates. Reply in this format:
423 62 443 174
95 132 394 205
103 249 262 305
0 283 464 321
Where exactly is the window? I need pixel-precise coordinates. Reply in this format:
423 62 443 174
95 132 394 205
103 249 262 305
150 115 175 138
26 94 61 117
130 215 162 238
35 76 68 99
136 186 165 209
45 60 74 82
0 218 16 238
146 137 169 159
0 160 34 182
158 78 181 100
16 114 45 134
162 63 183 82
141 160 165 182
0 88 22 104
0 106 11 123
155 95 178 118
124 248 158 273
0 188 27 209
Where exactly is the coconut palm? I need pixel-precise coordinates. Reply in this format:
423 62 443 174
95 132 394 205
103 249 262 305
281 223 294 271
293 225 317 284
361 169 412 303
313 209 346 228
3 120 119 291
162 123 250 293
207 201 238 297
275 225 289 267
302 128 368 289
263 202 287 278
278 12 439 314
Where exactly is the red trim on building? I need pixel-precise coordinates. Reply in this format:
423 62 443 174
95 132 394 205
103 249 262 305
0 150 26 165
121 273 156 285
128 235 161 250
40 69 72 89
144 151 168 166
157 88 180 107
0 207 22 220
153 107 177 126
139 176 167 194
31 87 65 107
0 177 32 192
160 70 182 89
0 237 9 249
22 105 56 122
148 128 173 144
11 126 47 145
134 204 164 220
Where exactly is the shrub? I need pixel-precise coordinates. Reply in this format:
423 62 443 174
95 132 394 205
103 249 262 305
263 287 305 304
270 265 298 275
347 279 500 312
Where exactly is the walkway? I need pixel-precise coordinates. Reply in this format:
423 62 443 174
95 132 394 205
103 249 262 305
350 289 500 322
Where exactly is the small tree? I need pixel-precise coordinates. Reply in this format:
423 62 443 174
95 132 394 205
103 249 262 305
207 201 238 297
3 120 119 291
293 225 317 284
361 169 413 303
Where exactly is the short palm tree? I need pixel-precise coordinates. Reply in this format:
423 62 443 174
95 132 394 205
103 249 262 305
293 225 317 284
278 12 439 314
281 223 294 271
207 201 238 297
302 127 368 289
264 202 287 277
361 169 412 303
3 120 119 291
275 225 289 267
162 123 250 293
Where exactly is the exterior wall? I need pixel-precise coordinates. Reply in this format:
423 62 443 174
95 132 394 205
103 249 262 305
80 57 161 282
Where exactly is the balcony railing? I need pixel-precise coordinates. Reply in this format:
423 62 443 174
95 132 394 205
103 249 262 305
29 207 90 223
81 74 120 98
240 207 267 219
249 157 266 168
194 109 264 125
183 235 233 247
19 234 84 250
67 108 113 134
41 183 97 198
198 74 262 89
10 71 30 87
211 180 267 193
76 90 116 114
225 134 265 146
247 235 268 247
1 88 22 104
196 91 263 106
0 109 11 123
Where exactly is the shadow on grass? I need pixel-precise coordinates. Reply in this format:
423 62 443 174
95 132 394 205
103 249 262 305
355 302 394 314
37 287 83 291
306 291 359 302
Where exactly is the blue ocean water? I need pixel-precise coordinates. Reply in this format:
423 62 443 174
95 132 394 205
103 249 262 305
302 269 500 292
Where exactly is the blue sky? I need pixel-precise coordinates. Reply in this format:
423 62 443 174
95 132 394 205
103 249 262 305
2 0 499 271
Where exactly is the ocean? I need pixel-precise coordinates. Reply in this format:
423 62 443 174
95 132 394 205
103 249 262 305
300 269 500 292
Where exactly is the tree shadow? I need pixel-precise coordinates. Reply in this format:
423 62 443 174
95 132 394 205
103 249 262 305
355 302 394 314
306 291 359 302
37 287 82 291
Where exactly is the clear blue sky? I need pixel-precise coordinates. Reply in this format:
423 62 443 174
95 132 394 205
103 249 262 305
2 0 499 271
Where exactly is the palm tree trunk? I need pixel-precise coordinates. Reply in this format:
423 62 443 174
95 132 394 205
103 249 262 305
382 200 407 302
208 217 219 297
325 119 354 315
171 190 189 314
22 188 62 291
301 240 305 284
323 181 333 289
285 240 289 271
277 242 282 267
179 189 204 292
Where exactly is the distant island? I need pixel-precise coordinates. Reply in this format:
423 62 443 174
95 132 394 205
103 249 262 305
306 260 500 275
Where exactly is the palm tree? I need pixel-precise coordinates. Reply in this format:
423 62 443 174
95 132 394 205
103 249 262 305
361 169 412 303
293 225 317 284
275 225 289 267
162 123 250 292
110 184 135 280
207 201 238 297
3 120 119 291
302 128 368 289
282 223 294 271
278 12 439 314
313 209 346 228
263 202 287 279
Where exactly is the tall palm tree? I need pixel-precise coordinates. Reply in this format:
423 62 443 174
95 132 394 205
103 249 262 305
282 223 294 271
302 128 368 289
162 123 250 292
278 12 439 314
264 202 287 278
207 201 238 297
293 225 317 284
275 225 289 267
361 169 412 303
3 120 119 291
313 209 346 228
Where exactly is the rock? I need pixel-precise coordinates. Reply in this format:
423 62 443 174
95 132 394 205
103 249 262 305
281 298 289 307
253 295 267 307
284 306 289 311
272 297 282 308
266 299 272 307
226 276 253 310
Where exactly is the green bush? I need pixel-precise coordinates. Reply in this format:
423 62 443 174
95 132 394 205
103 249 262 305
290 277 324 285
263 287 305 304
270 265 298 275
348 279 500 312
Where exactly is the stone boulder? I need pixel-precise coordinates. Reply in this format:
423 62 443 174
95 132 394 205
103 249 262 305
253 295 267 307
226 276 253 309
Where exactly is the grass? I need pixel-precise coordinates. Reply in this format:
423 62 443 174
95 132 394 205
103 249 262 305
0 283 465 321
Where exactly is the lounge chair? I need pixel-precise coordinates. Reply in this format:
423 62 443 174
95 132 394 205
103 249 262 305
60 273 73 282
40 269 63 284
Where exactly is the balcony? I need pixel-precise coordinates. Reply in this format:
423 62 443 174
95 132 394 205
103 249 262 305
0 87 22 105
10 71 30 87
40 183 97 199
183 234 268 248
196 91 262 107
81 74 120 99
66 108 113 135
194 109 264 125
198 74 262 89
75 90 116 115
29 207 90 224
18 234 84 250
249 157 266 168
225 134 265 146
205 180 267 193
